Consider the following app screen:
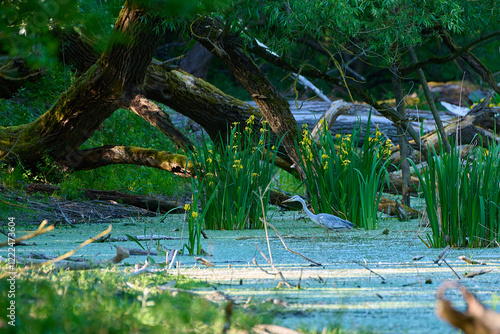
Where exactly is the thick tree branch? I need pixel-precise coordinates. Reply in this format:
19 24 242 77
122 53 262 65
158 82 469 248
0 0 164 169
408 46 450 153
190 16 304 175
127 93 195 151
64 145 195 177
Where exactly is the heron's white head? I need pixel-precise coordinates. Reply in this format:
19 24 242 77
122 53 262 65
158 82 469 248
282 195 306 203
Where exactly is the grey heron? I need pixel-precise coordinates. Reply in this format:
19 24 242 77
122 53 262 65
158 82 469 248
282 195 354 236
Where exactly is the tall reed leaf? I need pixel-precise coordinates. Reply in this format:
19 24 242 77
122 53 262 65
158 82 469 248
411 140 500 247
296 116 391 229
189 117 281 230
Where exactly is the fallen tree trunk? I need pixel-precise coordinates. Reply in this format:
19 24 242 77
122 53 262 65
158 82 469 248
26 183 183 214
390 101 500 166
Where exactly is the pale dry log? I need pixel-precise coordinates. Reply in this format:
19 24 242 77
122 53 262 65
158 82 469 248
311 100 352 141
436 281 500 334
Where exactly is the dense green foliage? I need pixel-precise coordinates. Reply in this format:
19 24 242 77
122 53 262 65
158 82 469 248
296 119 391 229
230 0 499 59
412 141 500 248
0 266 262 333
0 0 230 66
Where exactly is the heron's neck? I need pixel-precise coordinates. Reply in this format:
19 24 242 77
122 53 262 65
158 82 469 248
299 200 315 219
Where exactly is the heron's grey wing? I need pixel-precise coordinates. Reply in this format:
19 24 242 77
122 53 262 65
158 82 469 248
317 213 354 229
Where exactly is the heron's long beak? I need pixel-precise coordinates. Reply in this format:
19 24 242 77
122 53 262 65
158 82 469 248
282 198 293 203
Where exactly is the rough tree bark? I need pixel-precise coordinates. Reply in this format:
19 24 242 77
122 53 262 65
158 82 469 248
391 66 412 207
0 1 193 176
190 16 304 176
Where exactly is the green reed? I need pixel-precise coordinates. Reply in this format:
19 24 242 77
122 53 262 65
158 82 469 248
411 140 500 247
296 117 391 229
189 116 280 230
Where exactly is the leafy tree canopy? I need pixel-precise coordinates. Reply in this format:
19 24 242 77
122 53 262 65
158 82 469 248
1 0 498 74
0 0 230 66
225 0 500 64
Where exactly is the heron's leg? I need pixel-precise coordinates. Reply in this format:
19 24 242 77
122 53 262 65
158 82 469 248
329 228 340 239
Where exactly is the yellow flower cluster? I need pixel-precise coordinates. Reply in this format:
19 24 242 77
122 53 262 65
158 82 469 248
184 203 198 219
300 126 314 161
232 159 243 170
338 134 352 164
366 126 393 159
470 97 500 109
381 139 392 158
321 153 329 170
245 115 255 134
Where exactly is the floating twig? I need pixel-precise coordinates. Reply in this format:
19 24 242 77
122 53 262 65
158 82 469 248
194 257 214 267
265 221 322 266
254 243 291 288
129 248 158 256
463 269 492 278
434 245 451 265
0 220 54 248
442 259 461 280
97 234 182 242
459 256 487 266
352 260 386 282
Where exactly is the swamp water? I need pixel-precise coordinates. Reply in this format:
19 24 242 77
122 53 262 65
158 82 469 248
5 211 500 333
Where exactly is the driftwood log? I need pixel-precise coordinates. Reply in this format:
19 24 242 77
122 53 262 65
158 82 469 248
436 281 500 334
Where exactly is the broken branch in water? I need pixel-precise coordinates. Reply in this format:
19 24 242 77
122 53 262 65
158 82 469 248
434 245 450 265
442 259 461 280
253 243 292 288
432 246 460 279
0 220 54 248
265 221 322 266
96 234 181 242
352 260 386 282
463 269 492 278
459 256 487 265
